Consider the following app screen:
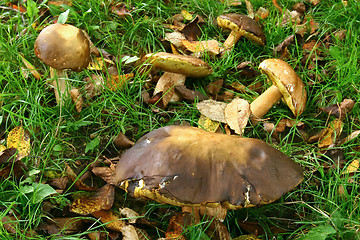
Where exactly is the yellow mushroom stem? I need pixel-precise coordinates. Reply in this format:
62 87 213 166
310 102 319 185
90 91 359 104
250 85 283 124
222 31 242 53
50 67 71 105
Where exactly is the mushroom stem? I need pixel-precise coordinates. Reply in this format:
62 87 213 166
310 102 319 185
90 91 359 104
222 31 242 54
50 67 71 105
250 85 282 124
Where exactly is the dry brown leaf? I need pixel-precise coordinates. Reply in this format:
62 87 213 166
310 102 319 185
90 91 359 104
92 210 125 232
165 32 187 52
92 166 115 185
224 98 250 135
175 85 207 101
121 225 141 240
338 130 360 145
119 207 140 224
244 0 254 19
320 98 355 119
166 212 191 240
84 74 105 99
20 55 41 80
47 177 68 190
70 184 115 215
198 115 220 133
48 0 72 6
7 126 30 160
107 73 134 91
318 119 343 148
255 7 269 21
113 133 134 149
65 164 97 191
111 3 133 19
51 217 84 234
307 0 320 6
274 35 295 55
264 122 280 142
196 99 227 123
208 79 224 95
182 15 204 41
181 39 221 56
154 72 186 107
70 88 83 113
0 148 17 165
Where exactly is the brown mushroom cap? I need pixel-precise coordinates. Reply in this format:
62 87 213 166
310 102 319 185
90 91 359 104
34 23 90 71
114 125 303 210
259 59 307 116
144 52 213 78
217 14 266 46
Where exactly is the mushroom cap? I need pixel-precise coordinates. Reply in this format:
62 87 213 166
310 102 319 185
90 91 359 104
114 125 303 210
34 23 90 71
259 59 307 116
144 52 213 78
217 14 266 46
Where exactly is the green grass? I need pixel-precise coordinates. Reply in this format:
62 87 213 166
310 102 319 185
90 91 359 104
1 0 360 239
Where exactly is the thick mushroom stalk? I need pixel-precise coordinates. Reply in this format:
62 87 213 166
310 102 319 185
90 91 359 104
144 52 213 105
34 23 90 105
217 14 266 55
250 59 307 123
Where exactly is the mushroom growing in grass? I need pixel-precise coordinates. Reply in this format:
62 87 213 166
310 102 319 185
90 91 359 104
250 59 307 123
114 125 303 236
34 23 90 104
217 14 266 55
144 52 213 106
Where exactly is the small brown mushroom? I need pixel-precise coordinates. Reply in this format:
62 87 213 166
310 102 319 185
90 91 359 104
114 125 303 210
34 23 90 104
250 59 307 123
217 14 266 55
144 52 213 106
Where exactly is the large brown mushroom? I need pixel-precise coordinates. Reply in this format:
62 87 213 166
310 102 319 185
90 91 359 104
114 125 303 210
144 52 213 106
250 59 307 122
34 23 90 104
217 14 266 55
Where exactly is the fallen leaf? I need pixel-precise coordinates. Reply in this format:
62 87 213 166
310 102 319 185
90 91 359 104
111 3 133 19
48 0 72 6
107 73 134 91
196 99 227 123
154 72 186 107
70 88 83 113
70 184 115 215
181 39 221 56
343 159 359 175
182 15 204 41
121 225 141 240
66 164 97 191
338 130 360 145
263 122 280 142
320 98 355 119
113 133 134 149
274 35 295 55
84 74 105 99
119 207 140 224
47 177 68 190
0 159 27 180
51 217 84 234
175 85 207 101
244 0 254 19
198 115 220 133
318 119 343 148
7 126 30 160
255 7 269 21
224 98 251 135
92 167 115 185
92 210 125 232
181 10 193 21
165 212 191 240
0 148 17 165
207 79 224 95
20 55 41 79
87 57 115 71
307 0 320 6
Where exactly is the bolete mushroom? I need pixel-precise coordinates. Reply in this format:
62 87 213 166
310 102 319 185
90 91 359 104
217 14 266 55
34 23 90 104
250 59 307 122
143 52 213 106
114 125 303 212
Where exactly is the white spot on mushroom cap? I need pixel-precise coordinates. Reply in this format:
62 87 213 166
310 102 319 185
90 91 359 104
283 69 289 75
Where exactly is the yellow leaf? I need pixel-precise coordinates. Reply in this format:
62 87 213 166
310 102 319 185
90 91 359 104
0 145 6 152
6 126 30 159
87 57 115 71
20 55 41 80
181 39 221 56
107 73 134 91
198 115 220 133
343 159 359 175
181 10 193 21
318 119 343 148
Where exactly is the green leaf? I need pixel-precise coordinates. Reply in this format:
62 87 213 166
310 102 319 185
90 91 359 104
31 183 57 204
298 225 336 240
26 0 39 19
53 144 63 152
58 9 70 24
85 137 100 153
